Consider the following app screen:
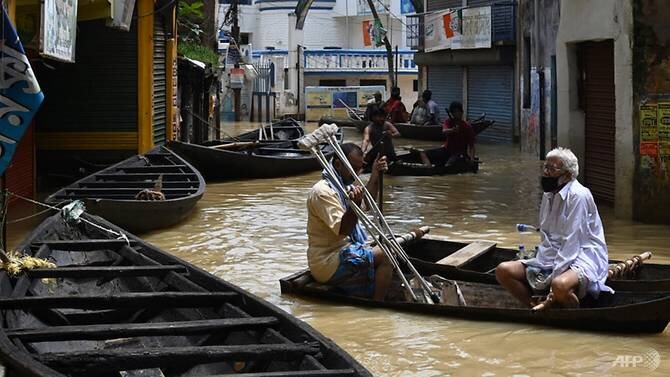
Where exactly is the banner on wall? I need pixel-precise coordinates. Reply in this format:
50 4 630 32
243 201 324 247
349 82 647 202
0 7 44 175
424 10 452 52
108 0 136 31
41 0 78 62
452 6 491 49
443 10 461 38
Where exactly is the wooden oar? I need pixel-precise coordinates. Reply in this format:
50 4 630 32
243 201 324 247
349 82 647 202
608 251 653 279
377 142 384 217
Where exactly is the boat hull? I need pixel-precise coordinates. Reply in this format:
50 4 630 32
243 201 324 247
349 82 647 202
280 269 670 333
46 146 205 233
168 140 329 181
0 214 372 377
403 235 670 292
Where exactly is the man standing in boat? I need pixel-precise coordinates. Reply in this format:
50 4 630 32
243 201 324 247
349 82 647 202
306 143 393 300
361 107 401 166
495 148 613 308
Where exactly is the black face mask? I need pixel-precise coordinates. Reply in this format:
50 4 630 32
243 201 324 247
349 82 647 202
541 175 563 192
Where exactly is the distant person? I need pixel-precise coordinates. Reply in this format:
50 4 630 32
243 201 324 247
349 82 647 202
362 106 400 166
422 90 440 125
495 147 613 309
410 99 428 125
384 86 408 124
364 91 383 121
419 101 475 167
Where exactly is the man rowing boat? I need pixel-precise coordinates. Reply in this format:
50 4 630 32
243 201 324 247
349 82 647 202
306 143 392 300
496 147 613 308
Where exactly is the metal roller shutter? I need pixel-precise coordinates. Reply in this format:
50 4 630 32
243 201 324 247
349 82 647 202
153 15 167 146
428 65 463 121
428 0 462 12
582 41 615 205
5 124 35 203
467 65 513 143
36 20 137 133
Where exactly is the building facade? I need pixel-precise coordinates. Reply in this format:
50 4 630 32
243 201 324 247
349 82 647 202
218 0 419 118
520 0 670 224
412 0 517 143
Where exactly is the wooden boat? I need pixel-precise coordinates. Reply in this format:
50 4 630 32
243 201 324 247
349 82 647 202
0 213 372 377
318 116 367 132
393 119 494 141
281 268 670 333
228 118 305 142
387 152 479 176
402 235 670 292
45 146 205 233
168 139 335 181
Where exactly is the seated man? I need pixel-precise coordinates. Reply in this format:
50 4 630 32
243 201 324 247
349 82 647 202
419 101 475 167
362 106 401 166
495 147 613 308
306 143 392 300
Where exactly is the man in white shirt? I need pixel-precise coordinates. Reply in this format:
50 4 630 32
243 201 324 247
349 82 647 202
496 147 613 308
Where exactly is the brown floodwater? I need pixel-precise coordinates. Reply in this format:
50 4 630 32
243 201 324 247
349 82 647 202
6 123 670 376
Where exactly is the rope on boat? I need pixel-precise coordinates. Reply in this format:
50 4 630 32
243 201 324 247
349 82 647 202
2 191 130 246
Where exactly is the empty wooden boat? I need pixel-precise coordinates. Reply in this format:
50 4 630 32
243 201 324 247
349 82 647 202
0 213 372 377
318 116 368 133
45 146 205 233
281 268 670 333
402 235 670 292
228 119 305 142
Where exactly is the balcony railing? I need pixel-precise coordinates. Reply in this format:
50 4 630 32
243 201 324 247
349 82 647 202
303 49 417 73
405 1 516 51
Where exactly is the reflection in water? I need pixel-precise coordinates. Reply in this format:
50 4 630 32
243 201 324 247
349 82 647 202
6 123 670 375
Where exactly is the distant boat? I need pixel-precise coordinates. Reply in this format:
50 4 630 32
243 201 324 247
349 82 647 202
387 152 479 176
320 116 494 141
46 146 205 233
0 213 373 377
169 123 341 181
225 118 305 142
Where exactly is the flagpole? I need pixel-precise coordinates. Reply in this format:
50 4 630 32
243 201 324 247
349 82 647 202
365 0 395 87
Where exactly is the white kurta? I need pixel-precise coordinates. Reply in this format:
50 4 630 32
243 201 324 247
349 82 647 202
523 179 614 297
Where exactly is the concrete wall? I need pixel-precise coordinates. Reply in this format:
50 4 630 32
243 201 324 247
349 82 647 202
555 0 634 219
632 0 670 223
236 0 410 51
518 0 560 156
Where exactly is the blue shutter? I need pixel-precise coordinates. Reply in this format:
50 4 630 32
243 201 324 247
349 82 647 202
428 65 463 122
467 65 514 143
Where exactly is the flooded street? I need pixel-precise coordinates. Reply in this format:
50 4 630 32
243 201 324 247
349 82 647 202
7 124 670 376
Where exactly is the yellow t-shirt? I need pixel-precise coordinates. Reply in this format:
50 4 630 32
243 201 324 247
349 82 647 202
307 179 350 282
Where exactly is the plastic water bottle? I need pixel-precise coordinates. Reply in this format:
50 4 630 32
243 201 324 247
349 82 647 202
516 244 526 260
516 223 536 232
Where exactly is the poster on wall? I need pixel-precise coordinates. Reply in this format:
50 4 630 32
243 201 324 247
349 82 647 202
640 104 658 142
452 6 491 49
424 10 452 52
41 0 78 62
108 0 136 31
657 102 670 141
400 0 415 14
332 92 358 109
